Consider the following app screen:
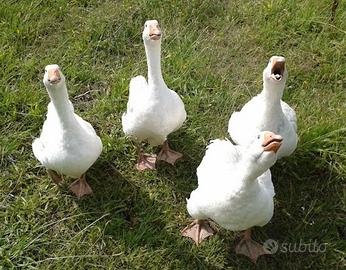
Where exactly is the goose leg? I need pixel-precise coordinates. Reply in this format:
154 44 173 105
157 140 183 165
47 169 63 185
181 219 215 245
69 173 93 198
235 229 270 263
135 145 156 171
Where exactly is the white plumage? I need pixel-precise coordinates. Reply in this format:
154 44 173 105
32 64 102 196
122 20 186 170
32 103 102 178
122 20 186 147
182 131 283 262
228 56 297 159
122 74 186 146
186 134 277 231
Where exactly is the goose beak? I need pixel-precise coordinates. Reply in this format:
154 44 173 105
149 25 161 40
262 132 283 153
270 57 285 81
48 68 61 84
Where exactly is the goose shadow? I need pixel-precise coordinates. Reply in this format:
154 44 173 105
154 125 213 197
65 146 221 269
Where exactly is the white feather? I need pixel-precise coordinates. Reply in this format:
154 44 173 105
32 66 102 178
122 22 186 146
228 57 298 159
187 136 276 231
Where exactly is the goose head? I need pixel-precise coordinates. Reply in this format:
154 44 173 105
263 56 287 86
43 64 65 89
243 131 283 177
142 20 162 44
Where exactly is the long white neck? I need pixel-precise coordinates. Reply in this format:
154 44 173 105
46 83 77 128
260 80 285 118
144 41 166 88
238 159 264 184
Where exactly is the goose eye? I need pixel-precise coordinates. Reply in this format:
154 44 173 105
145 24 147 27
257 135 260 139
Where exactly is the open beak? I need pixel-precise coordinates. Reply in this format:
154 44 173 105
262 132 283 153
270 57 285 81
48 68 61 84
149 26 161 40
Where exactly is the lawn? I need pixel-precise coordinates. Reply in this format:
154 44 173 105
0 0 345 269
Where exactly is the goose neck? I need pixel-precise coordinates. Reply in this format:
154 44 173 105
145 41 166 87
262 80 285 101
47 84 77 128
237 157 267 186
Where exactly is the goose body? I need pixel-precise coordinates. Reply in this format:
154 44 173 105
122 74 186 146
33 103 102 178
32 65 102 197
187 143 274 231
186 134 279 231
122 20 186 170
228 56 297 159
182 131 283 262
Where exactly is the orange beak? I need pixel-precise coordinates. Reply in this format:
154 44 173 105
262 132 283 153
149 25 161 40
270 58 285 81
48 68 61 84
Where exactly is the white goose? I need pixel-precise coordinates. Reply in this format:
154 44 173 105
228 56 297 159
122 20 186 170
32 65 102 198
182 131 283 263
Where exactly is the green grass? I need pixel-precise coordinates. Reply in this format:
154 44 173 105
0 0 345 269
